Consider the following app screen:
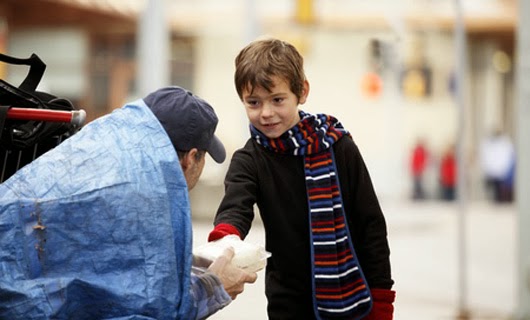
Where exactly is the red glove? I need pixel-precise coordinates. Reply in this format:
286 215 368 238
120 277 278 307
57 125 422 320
363 289 396 320
208 223 241 242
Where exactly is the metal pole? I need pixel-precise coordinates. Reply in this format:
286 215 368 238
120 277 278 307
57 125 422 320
454 0 470 318
515 0 530 318
137 0 170 96
245 0 259 43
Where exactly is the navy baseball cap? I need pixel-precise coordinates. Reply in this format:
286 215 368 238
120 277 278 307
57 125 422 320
143 86 226 163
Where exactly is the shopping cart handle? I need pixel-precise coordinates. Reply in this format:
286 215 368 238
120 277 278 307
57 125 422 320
6 107 86 127
71 109 86 127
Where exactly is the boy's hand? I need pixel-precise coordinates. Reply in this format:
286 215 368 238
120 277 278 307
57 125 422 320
207 247 257 300
363 289 396 320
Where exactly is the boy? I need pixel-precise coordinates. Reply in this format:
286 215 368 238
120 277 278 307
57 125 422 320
208 38 395 319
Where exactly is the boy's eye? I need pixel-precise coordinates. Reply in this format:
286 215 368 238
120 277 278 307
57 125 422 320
273 97 284 103
246 100 259 106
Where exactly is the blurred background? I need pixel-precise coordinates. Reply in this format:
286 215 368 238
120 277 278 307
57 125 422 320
1 0 527 319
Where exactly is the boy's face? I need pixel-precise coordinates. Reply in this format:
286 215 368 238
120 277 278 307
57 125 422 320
241 76 308 139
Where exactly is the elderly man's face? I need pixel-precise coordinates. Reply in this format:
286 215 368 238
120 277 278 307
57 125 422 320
182 149 205 191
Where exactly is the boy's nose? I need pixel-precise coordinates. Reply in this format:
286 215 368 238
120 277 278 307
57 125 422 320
261 103 274 118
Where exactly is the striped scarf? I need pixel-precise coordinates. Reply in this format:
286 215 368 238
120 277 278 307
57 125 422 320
250 111 372 319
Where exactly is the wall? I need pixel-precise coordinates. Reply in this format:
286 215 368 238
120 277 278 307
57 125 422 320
3 9 508 212
7 28 88 100
192 28 463 208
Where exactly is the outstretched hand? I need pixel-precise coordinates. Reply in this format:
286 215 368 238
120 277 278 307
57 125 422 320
207 247 258 300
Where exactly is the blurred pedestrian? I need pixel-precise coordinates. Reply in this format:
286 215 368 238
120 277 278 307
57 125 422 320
439 143 456 201
207 37 395 320
410 137 429 200
480 129 515 203
499 158 515 202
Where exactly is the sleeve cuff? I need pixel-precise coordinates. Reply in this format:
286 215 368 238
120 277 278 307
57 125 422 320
190 272 231 320
208 223 241 242
363 289 396 320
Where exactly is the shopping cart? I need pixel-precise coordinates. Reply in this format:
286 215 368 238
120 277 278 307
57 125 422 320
0 52 86 183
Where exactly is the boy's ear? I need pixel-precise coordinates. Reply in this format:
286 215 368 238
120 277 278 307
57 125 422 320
299 80 310 105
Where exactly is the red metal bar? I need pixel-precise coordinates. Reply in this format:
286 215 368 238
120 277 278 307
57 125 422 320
7 108 72 122
6 107 86 126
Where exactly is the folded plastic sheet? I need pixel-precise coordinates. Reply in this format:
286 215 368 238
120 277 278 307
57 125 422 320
0 101 194 320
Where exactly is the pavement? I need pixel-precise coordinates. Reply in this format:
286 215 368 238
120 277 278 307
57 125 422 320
191 199 519 320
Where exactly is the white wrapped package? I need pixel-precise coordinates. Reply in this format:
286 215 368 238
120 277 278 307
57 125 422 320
193 235 271 273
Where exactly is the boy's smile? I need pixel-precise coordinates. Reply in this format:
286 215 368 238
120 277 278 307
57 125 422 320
241 76 308 139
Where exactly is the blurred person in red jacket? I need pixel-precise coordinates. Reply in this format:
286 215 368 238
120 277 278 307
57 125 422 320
439 144 456 201
410 138 429 200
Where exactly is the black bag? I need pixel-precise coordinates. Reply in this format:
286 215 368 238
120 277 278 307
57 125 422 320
0 52 83 182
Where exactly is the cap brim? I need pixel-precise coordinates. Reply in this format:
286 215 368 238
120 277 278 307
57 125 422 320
207 135 226 164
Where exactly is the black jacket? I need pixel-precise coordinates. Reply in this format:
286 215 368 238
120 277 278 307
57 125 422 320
214 136 394 319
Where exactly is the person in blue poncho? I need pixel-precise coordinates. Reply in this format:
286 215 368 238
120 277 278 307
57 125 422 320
0 86 257 320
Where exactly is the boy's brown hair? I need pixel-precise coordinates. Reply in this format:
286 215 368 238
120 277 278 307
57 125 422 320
234 37 306 101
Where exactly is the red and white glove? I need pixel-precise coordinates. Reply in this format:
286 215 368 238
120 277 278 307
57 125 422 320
208 223 241 242
363 289 396 320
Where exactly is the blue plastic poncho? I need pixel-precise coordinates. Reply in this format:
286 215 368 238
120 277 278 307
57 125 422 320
0 100 194 319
